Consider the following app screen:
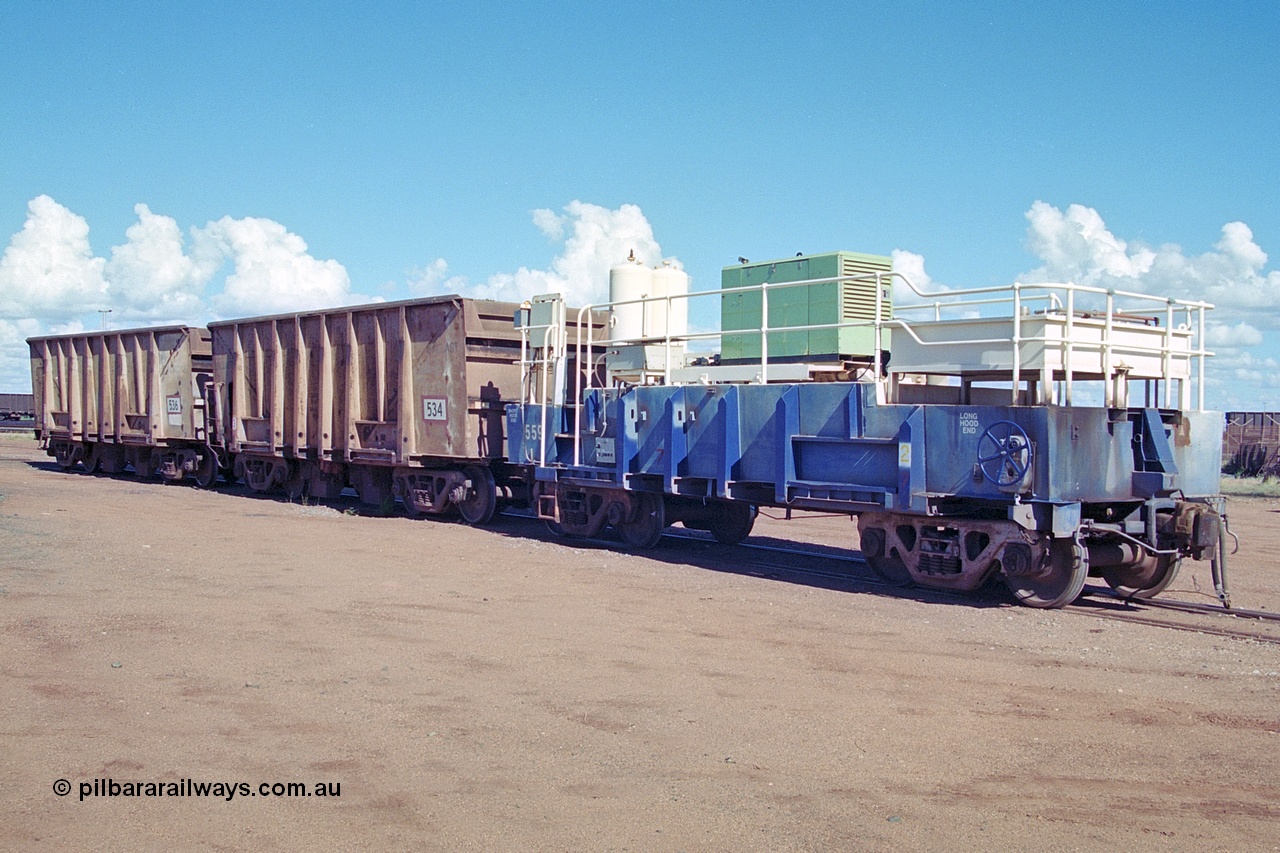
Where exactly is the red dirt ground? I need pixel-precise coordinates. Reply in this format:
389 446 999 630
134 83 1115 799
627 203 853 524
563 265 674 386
2 434 1278 851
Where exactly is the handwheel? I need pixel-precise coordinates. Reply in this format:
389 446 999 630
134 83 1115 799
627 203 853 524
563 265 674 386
1005 537 1087 608
977 420 1032 487
456 466 497 525
83 443 104 474
1102 554 1182 599
617 493 665 549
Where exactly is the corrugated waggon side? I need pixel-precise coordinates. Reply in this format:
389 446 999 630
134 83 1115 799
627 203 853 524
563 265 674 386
28 326 217 482
206 296 528 522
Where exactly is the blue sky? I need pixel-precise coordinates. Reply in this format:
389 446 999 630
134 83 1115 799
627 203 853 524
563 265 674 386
3 2 1278 408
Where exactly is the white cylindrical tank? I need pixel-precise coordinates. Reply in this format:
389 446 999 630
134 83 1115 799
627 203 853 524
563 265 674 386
650 263 689 340
609 259 652 343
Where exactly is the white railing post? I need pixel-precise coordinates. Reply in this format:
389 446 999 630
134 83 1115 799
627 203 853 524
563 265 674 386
759 280 769 384
1064 285 1075 406
1011 283 1022 405
1103 291 1115 407
1196 306 1205 411
573 303 597 468
537 323 558 468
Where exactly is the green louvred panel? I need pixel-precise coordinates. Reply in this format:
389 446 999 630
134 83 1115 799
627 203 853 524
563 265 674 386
720 251 893 363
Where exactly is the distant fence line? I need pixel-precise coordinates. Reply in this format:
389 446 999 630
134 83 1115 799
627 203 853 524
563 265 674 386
1223 411 1280 478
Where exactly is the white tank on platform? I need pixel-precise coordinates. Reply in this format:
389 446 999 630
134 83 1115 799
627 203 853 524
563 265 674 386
608 258 651 343
649 262 689 341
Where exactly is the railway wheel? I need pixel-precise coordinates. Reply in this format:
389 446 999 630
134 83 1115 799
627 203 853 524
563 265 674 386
83 443 104 474
708 503 757 545
617 493 665 550
281 462 307 501
1102 555 1182 599
859 526 913 586
194 451 220 489
1005 537 1087 608
455 466 497 526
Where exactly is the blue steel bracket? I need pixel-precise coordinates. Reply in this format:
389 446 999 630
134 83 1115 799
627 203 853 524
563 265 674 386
1133 408 1178 473
845 384 865 439
776 386 800 504
1131 408 1178 497
1009 501 1082 535
717 386 742 498
620 391 640 475
662 390 689 494
894 407 927 513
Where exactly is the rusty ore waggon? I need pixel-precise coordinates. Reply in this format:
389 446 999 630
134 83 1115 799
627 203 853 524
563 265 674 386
29 326 215 479
28 250 1234 610
205 296 600 522
29 296 602 522
0 392 35 419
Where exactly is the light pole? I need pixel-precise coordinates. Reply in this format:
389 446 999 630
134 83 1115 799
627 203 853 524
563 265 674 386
98 309 112 330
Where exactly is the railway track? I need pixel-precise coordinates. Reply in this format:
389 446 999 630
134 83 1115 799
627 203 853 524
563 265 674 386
518 513 1280 642
656 528 1280 645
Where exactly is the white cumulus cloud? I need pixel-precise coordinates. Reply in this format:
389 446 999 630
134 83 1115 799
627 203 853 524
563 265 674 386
1205 320 1264 349
104 203 214 323
0 195 107 323
417 201 675 307
890 249 932 293
1024 201 1157 284
406 257 464 296
1021 201 1280 329
197 215 354 318
0 196 360 391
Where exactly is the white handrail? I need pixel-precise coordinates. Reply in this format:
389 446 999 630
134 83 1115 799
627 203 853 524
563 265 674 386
520 271 1218 470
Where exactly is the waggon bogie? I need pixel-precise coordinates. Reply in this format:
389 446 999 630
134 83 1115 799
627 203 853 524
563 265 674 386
392 463 497 523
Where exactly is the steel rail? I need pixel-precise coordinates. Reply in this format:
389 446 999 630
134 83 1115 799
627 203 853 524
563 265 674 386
505 513 1279 641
